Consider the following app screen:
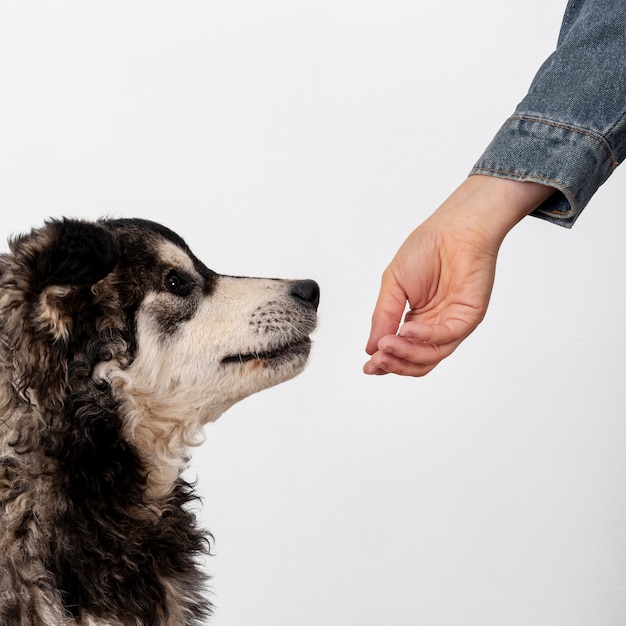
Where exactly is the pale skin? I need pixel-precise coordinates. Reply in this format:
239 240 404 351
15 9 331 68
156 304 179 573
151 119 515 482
364 174 556 377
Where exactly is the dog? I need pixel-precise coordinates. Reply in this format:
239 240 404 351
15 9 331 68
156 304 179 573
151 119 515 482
0 217 319 625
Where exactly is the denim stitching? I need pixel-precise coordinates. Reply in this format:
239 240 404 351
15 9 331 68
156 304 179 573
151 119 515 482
508 115 617 165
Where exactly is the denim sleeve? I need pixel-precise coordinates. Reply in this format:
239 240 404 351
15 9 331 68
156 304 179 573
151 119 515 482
470 0 626 227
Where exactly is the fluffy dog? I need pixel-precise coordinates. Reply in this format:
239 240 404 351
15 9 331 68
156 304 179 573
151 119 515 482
0 218 319 625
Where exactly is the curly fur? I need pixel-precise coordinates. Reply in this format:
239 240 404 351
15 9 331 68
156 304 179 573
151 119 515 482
0 218 319 625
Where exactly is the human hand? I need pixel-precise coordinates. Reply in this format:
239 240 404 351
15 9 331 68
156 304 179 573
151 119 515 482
364 175 554 377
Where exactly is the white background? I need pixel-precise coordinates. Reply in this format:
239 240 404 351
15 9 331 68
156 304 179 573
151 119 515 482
2 2 626 625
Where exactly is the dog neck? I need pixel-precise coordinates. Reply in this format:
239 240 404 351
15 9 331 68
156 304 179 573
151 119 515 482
120 399 205 501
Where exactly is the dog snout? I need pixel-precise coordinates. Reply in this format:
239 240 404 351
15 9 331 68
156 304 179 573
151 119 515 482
289 279 320 311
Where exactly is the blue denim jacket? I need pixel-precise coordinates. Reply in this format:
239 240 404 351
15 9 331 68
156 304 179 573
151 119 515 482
471 0 626 227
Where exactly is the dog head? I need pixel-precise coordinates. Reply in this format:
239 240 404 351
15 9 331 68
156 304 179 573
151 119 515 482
0 217 319 496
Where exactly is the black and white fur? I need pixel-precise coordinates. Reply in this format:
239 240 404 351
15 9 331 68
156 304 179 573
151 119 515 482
0 218 319 625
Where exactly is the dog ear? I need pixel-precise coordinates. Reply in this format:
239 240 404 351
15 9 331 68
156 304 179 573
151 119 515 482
35 218 119 290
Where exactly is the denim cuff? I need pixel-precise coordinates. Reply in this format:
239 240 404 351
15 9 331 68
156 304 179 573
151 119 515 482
470 115 619 228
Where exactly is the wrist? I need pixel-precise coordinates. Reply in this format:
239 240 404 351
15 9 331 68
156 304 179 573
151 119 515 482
430 175 555 250
471 172 554 215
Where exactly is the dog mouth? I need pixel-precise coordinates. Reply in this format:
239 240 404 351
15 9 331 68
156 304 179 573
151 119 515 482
221 337 311 365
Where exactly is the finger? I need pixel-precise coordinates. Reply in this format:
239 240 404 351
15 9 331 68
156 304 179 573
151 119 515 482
363 349 437 377
362 360 389 375
399 318 472 347
378 329 465 368
366 274 408 356
365 317 471 375
377 335 448 367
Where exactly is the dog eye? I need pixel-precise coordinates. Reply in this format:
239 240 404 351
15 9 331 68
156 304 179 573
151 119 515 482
164 270 194 297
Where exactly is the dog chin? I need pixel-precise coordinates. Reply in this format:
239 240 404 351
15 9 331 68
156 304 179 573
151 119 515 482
220 337 311 368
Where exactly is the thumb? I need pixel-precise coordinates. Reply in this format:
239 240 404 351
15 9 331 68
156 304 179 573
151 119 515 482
366 273 408 355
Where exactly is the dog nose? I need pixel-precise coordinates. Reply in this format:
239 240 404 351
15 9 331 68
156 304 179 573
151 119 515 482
290 279 320 310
